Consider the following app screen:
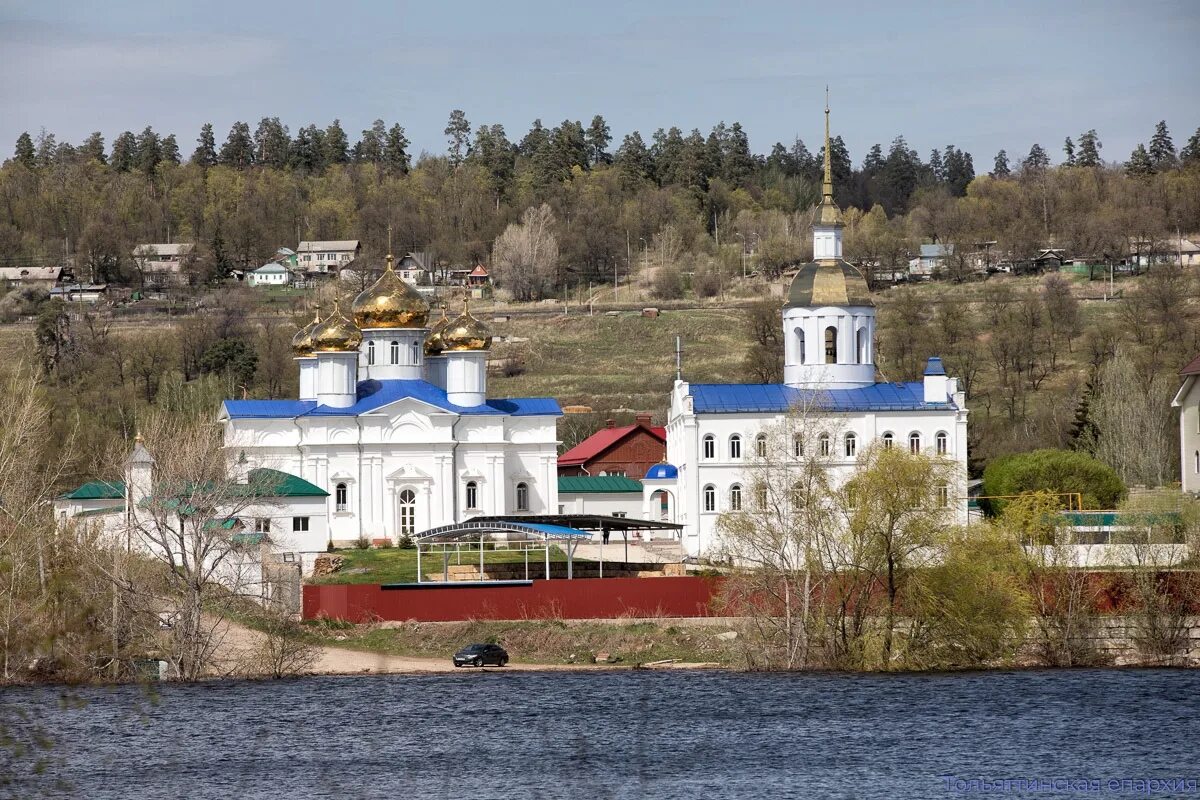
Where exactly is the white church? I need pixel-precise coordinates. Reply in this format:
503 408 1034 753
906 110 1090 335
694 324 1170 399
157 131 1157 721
643 104 970 558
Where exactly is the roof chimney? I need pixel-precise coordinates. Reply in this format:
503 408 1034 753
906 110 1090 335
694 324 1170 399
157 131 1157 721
605 419 616 429
635 413 652 427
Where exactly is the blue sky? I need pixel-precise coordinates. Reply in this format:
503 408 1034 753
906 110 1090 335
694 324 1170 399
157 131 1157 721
2 0 1197 167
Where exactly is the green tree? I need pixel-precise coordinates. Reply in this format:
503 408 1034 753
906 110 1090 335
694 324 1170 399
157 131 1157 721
192 123 218 166
289 124 325 171
356 119 386 164
445 109 471 166
13 133 35 168
160 134 180 165
134 126 162 173
1147 120 1176 170
253 117 290 168
110 131 137 172
1023 142 1049 172
1062 136 1076 166
585 114 611 166
323 119 349 165
199 338 258 387
1126 144 1154 177
991 149 1011 178
981 448 1125 513
383 124 410 173
219 121 255 168
1181 127 1200 165
615 131 654 189
1075 129 1102 167
79 131 106 164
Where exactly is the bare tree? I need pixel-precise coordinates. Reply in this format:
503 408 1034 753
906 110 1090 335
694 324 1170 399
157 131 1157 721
252 612 320 678
1082 348 1175 487
491 204 559 301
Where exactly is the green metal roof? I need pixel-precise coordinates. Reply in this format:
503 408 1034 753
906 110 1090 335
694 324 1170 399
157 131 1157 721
75 504 125 518
244 468 328 497
557 475 643 494
60 480 125 500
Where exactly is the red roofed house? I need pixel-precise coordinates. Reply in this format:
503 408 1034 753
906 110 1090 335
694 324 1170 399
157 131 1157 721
468 264 490 286
558 415 666 479
1171 352 1200 493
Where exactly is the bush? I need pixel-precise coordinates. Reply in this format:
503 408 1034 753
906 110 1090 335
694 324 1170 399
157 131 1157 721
981 448 1125 514
397 534 415 549
652 265 684 300
354 535 370 549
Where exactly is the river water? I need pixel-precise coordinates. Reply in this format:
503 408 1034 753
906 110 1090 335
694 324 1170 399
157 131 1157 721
3 669 1198 799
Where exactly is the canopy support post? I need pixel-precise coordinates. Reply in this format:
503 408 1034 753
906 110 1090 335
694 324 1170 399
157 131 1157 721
524 546 529 581
599 521 604 579
480 533 485 582
544 541 550 581
442 546 449 583
567 539 574 580
416 544 422 584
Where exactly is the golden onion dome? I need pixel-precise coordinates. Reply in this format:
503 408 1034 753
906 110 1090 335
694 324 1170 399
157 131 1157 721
310 298 363 353
423 305 451 356
441 300 492 352
290 307 321 357
351 254 430 329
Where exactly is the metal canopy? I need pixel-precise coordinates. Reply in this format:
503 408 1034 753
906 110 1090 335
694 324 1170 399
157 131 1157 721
465 514 683 533
413 519 592 543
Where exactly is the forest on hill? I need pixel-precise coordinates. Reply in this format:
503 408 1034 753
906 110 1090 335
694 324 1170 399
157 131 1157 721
2 112 1199 297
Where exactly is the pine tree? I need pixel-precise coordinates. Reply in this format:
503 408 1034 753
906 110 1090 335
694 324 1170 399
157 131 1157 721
192 123 218 166
991 149 1011 178
944 146 975 196
160 134 180 165
13 132 35 168
615 131 654 189
134 126 162 173
356 119 386 164
1148 120 1177 170
110 131 137 172
1024 143 1049 172
323 119 349 165
254 117 290 168
790 137 814 176
1062 136 1076 166
471 123 514 203
927 148 944 182
34 130 57 168
721 122 754 185
766 142 796 175
79 132 106 164
445 109 471 166
518 119 549 159
218 121 254 168
384 124 410 173
862 143 884 175
585 114 611 167
1126 143 1154 177
1181 127 1200 165
1076 130 1102 167
289 125 325 172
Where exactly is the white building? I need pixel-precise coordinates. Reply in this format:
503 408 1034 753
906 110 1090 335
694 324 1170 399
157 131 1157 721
647 106 969 558
297 240 360 274
220 254 561 545
132 243 195 285
247 262 291 287
1172 353 1200 493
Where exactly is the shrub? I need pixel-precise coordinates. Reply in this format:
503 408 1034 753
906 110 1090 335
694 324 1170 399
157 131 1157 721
397 534 415 549
354 535 370 550
981 448 1125 514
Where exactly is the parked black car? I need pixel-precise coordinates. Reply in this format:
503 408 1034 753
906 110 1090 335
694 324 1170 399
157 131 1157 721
453 643 509 668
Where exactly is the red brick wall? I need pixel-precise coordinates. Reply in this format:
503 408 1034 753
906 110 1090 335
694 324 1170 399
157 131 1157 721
583 428 666 479
303 576 720 622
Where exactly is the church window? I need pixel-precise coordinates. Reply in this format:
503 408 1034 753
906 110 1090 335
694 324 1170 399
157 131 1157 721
729 484 742 511
729 434 742 460
796 328 806 363
881 432 894 449
844 432 857 458
516 482 529 512
367 340 376 366
936 484 950 508
335 483 348 512
390 340 400 364
818 433 831 457
857 327 868 364
702 434 715 460
292 517 309 533
824 326 837 364
465 481 479 510
703 485 716 512
412 341 420 363
909 432 922 454
793 434 803 458
399 489 416 536
755 433 767 458
936 431 949 455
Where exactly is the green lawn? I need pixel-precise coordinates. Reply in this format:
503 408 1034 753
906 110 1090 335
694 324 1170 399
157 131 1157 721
310 544 572 585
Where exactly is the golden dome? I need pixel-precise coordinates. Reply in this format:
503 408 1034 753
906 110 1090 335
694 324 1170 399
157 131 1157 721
291 307 321 357
441 300 492 352
786 260 873 308
310 298 363 353
351 254 430 329
424 305 451 356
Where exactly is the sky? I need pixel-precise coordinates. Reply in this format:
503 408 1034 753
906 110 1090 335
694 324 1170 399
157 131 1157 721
2 0 1198 168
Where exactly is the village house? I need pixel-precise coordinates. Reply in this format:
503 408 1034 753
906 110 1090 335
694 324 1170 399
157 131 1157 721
0 266 62 289
247 262 291 287
557 415 667 480
132 243 195 287
297 240 361 274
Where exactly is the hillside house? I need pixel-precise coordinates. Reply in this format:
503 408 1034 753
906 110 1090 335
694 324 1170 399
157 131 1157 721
132 243 195 286
0 266 62 289
247 262 291 287
297 240 361 274
558 415 667 480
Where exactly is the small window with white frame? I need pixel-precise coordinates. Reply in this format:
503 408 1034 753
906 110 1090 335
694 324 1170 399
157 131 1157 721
702 434 715 460
292 517 309 533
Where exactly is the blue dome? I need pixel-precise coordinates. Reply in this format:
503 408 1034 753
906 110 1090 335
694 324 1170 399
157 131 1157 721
644 463 678 480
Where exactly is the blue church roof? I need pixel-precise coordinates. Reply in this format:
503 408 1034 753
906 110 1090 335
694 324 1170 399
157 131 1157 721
644 463 679 480
923 357 946 376
223 379 561 420
689 382 956 414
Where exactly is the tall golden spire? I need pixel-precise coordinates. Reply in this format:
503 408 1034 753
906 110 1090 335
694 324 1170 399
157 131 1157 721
385 224 395 271
817 86 843 227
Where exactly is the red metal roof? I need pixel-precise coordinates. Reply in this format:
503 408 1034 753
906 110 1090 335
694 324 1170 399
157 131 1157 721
1181 353 1200 376
558 423 666 467
469 264 489 277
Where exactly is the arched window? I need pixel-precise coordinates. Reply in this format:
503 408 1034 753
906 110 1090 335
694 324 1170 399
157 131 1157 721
729 484 742 511
335 482 348 512
881 432 894 449
935 431 949 455
824 326 838 364
936 484 950 508
790 483 804 510
465 480 479 510
411 341 420 362
796 328 806 363
702 434 715 460
844 432 857 458
857 326 868 363
793 434 804 458
703 484 716 512
729 434 742 460
515 482 529 512
755 433 767 459
818 433 831 457
390 340 400 364
909 432 922 454
366 340 376 366
398 489 416 536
